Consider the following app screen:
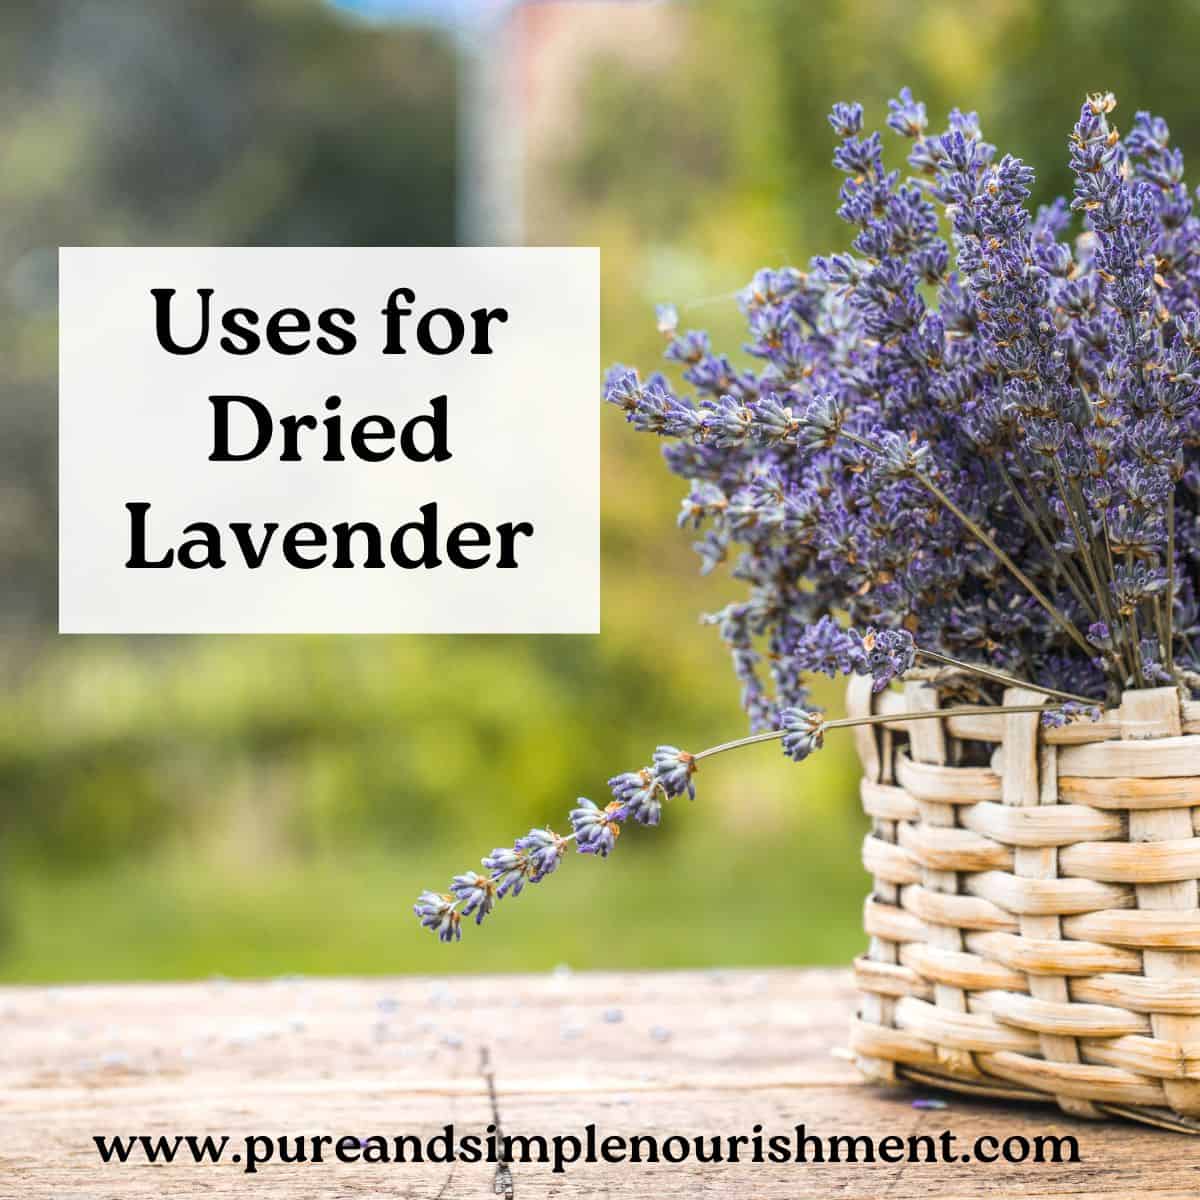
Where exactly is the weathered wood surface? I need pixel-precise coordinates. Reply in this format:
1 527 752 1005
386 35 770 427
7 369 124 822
2 968 1199 1198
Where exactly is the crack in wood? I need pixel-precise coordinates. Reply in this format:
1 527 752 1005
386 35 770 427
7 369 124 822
480 1045 514 1199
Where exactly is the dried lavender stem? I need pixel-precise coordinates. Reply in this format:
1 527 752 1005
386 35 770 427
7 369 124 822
1152 591 1170 681
1023 475 1096 607
909 478 1082 651
1062 472 1130 688
694 703 1053 762
1052 461 1108 625
428 695 1068 927
1167 491 1176 676
841 430 1093 657
1027 479 1108 638
914 648 1096 705
1126 550 1148 690
1066 472 1114 602
996 462 1097 621
1100 516 1140 683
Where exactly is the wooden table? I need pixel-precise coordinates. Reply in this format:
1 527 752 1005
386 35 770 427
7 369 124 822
2 968 1196 1198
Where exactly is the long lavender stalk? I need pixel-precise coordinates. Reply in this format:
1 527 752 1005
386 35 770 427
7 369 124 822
415 630 1099 943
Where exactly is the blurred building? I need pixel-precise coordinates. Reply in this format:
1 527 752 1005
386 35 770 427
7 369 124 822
331 0 682 243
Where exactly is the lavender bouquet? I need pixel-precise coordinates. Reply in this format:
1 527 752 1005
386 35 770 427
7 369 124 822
416 90 1199 944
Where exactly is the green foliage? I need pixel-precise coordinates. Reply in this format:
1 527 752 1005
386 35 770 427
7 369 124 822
0 0 458 631
14 0 1200 980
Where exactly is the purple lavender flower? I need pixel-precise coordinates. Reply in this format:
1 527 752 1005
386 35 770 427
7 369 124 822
515 828 567 882
1140 640 1174 685
482 827 567 899
481 845 530 898
600 88 1200 710
1111 562 1167 615
450 871 497 925
570 798 625 857
852 628 917 692
793 615 866 678
609 767 665 826
651 745 697 800
780 708 825 762
414 892 462 943
828 101 863 138
1041 701 1103 729
794 394 844 449
887 87 927 139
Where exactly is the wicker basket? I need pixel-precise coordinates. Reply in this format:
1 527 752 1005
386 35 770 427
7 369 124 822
848 675 1200 1132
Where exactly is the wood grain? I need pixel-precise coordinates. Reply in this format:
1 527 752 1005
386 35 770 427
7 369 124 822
2 969 1198 1198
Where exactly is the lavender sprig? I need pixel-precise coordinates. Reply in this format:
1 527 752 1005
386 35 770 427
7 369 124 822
413 631 1101 943
413 891 462 944
570 798 625 857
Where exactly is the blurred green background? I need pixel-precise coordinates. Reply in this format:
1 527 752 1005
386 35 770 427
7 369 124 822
4 0 1200 981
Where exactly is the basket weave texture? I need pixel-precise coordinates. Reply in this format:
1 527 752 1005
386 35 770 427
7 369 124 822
849 676 1200 1132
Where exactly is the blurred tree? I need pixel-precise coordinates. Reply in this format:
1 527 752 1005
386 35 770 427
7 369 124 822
558 0 1200 266
0 0 457 635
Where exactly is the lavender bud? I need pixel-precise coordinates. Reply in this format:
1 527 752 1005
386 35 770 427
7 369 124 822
852 627 917 691
515 828 567 882
413 892 462 943
450 871 498 925
1041 701 1102 729
887 87 927 139
828 101 863 138
609 767 664 826
794 393 844 449
780 708 826 762
570 798 625 857
651 746 697 800
481 845 530 898
794 615 866 678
